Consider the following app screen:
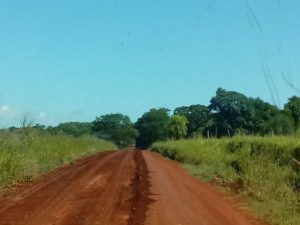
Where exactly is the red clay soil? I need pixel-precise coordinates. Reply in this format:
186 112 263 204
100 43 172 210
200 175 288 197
0 150 269 225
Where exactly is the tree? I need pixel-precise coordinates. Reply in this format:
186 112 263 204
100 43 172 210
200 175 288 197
92 113 138 148
46 126 58 135
168 115 188 140
54 122 92 137
209 88 255 136
8 126 18 132
174 104 212 137
284 96 300 130
135 108 170 148
249 97 280 135
265 113 294 135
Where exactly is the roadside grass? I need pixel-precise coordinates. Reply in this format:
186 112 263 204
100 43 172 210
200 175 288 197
0 130 117 188
152 136 300 225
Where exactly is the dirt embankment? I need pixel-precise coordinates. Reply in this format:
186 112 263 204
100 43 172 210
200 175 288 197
0 150 268 225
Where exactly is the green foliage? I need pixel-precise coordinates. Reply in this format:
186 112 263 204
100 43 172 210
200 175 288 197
209 88 255 136
9 121 92 137
135 108 170 148
152 136 300 225
92 113 138 148
168 115 188 140
20 116 34 138
52 122 92 137
199 87 297 136
0 131 117 187
265 113 294 135
284 96 300 129
133 88 298 150
174 104 212 137
249 97 280 134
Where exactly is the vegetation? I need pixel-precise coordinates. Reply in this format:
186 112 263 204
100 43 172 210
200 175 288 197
168 115 188 140
92 113 138 148
0 129 117 188
284 96 300 130
135 88 300 148
135 108 171 148
1 86 300 224
174 104 212 137
6 87 298 150
152 137 300 225
47 122 92 137
8 114 139 148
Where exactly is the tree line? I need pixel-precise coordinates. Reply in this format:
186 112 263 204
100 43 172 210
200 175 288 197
7 88 300 149
134 88 300 148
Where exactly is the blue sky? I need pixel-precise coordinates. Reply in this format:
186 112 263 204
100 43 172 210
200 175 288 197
0 0 300 127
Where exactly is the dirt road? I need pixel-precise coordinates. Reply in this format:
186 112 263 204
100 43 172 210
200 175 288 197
0 150 267 225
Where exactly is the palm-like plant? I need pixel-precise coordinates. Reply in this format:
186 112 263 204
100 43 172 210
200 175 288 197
168 115 188 140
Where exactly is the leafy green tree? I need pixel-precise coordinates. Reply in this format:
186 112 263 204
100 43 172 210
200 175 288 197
92 113 138 148
249 98 280 135
8 126 18 132
174 104 212 137
284 96 300 129
168 115 188 140
46 126 58 135
209 88 254 136
265 113 294 135
33 124 46 130
54 122 92 137
135 108 170 148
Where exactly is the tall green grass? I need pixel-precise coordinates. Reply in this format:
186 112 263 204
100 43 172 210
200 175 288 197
152 136 300 225
0 130 117 188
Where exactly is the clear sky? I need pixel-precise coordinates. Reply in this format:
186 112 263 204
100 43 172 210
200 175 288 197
0 0 300 127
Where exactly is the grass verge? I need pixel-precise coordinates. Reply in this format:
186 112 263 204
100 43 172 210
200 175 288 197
0 130 117 188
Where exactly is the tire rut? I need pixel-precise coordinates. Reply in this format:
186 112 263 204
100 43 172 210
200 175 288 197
127 151 154 225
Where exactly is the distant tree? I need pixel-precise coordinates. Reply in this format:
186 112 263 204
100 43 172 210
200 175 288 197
174 104 212 137
284 96 300 130
168 115 188 140
249 97 280 135
8 126 18 132
54 122 92 137
209 88 255 136
135 108 170 148
265 113 294 135
30 124 47 134
46 126 58 135
92 113 138 148
33 124 46 130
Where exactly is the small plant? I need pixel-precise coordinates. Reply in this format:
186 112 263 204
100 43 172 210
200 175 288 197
20 116 34 137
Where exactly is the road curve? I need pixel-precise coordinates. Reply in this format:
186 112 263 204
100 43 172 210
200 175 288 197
0 150 268 225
